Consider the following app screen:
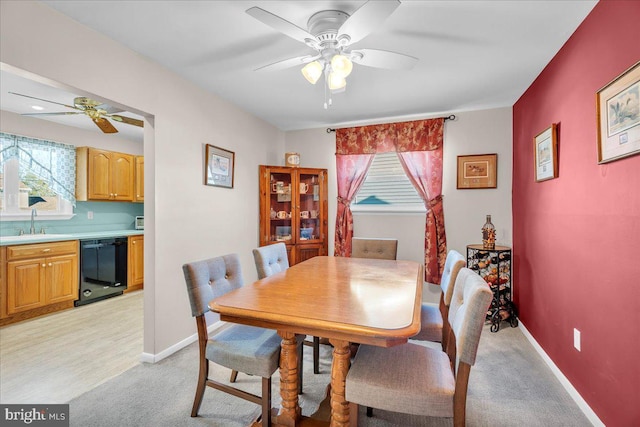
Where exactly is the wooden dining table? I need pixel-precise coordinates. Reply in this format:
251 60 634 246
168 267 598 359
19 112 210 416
209 255 423 427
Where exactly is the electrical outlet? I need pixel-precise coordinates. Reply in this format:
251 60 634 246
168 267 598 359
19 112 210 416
87 211 94 220
574 328 581 351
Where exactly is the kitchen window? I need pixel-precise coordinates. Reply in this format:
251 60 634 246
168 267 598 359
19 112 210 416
0 132 75 220
351 152 426 213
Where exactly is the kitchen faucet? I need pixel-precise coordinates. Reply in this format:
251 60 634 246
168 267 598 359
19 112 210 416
30 208 37 235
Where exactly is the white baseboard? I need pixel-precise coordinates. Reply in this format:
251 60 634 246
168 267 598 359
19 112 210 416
139 320 225 364
518 321 605 427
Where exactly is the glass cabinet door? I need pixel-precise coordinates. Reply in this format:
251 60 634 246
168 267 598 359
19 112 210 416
298 172 321 242
268 170 293 244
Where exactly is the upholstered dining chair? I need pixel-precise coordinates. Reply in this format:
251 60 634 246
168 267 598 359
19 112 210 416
351 237 398 260
345 268 492 427
414 249 466 355
182 254 281 426
252 242 319 378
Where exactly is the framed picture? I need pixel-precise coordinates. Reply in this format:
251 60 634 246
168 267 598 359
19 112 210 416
596 61 640 164
205 144 235 188
534 124 558 182
456 154 498 189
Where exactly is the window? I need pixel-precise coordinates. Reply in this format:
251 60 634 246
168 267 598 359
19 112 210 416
352 152 425 213
0 132 75 220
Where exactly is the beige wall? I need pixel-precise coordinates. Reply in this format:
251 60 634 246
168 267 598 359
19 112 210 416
284 107 513 303
1 1 284 357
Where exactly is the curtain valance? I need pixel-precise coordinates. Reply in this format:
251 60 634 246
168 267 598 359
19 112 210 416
335 117 444 154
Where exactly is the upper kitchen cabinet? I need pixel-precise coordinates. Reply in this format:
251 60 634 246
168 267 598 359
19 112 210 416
76 147 135 202
134 156 144 203
259 165 328 266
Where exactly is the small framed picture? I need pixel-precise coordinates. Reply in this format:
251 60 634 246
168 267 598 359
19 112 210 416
534 124 558 182
596 61 640 164
205 144 235 188
456 154 498 189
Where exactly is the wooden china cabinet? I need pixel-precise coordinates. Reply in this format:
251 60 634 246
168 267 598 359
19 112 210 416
258 165 328 266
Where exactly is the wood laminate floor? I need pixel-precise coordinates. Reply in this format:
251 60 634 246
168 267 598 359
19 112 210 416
0 290 143 404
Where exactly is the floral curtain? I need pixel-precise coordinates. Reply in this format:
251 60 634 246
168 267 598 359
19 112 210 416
398 151 446 284
334 154 374 257
334 118 446 282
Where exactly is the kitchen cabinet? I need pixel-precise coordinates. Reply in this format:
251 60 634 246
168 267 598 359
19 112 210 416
134 156 144 203
258 165 328 266
4 241 78 318
127 235 144 291
76 147 135 201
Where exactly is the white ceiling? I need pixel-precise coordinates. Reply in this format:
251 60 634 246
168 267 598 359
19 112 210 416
2 1 597 135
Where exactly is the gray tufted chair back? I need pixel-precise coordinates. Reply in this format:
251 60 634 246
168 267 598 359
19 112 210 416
351 238 398 260
253 243 290 279
182 254 244 317
448 268 493 367
440 250 466 306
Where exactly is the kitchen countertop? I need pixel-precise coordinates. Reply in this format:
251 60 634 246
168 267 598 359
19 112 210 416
0 230 144 246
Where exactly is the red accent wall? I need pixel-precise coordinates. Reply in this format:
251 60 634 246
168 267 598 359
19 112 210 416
513 2 640 426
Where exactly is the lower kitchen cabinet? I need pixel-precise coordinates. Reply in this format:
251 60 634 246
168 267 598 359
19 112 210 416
1 241 79 325
127 235 144 291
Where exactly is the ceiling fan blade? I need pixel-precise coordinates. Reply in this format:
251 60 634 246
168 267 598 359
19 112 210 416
337 0 400 45
255 55 319 72
351 48 418 70
8 92 80 110
92 117 118 134
246 7 315 44
108 114 144 127
21 112 84 116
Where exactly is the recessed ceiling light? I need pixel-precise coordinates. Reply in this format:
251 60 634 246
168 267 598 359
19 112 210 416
31 105 44 111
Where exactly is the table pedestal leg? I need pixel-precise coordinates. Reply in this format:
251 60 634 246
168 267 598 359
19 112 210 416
276 331 301 426
329 339 350 427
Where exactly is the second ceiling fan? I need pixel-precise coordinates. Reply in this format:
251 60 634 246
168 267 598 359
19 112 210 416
10 92 143 134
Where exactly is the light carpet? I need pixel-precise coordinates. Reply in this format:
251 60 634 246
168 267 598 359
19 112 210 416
68 324 592 426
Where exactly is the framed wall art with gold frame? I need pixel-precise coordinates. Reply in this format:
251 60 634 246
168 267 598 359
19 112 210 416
534 123 558 182
596 61 640 164
456 153 498 189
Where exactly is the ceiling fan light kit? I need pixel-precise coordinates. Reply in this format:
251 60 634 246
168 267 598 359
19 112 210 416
247 0 417 108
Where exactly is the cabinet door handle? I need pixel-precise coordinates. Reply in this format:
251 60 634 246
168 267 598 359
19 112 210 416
41 264 46 268
132 241 136 245
114 193 118 197
48 263 53 267
42 248 51 252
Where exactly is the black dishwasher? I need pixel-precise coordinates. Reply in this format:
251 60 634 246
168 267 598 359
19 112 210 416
75 237 128 306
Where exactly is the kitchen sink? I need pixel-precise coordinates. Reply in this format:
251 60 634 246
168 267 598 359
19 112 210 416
0 234 74 244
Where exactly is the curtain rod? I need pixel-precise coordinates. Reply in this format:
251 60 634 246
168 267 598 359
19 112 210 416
326 114 456 133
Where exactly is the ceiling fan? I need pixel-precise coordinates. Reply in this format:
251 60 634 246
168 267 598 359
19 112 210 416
246 0 417 107
8 92 144 134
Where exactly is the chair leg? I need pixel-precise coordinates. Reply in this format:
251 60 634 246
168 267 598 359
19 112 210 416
366 406 373 417
230 370 238 383
349 402 359 427
297 342 304 394
261 377 272 427
313 336 320 374
191 359 209 417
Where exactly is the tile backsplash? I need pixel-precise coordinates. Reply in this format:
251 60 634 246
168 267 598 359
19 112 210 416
0 202 143 236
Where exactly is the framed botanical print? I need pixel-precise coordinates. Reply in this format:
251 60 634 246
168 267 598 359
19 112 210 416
205 144 235 188
534 124 558 182
596 61 640 164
